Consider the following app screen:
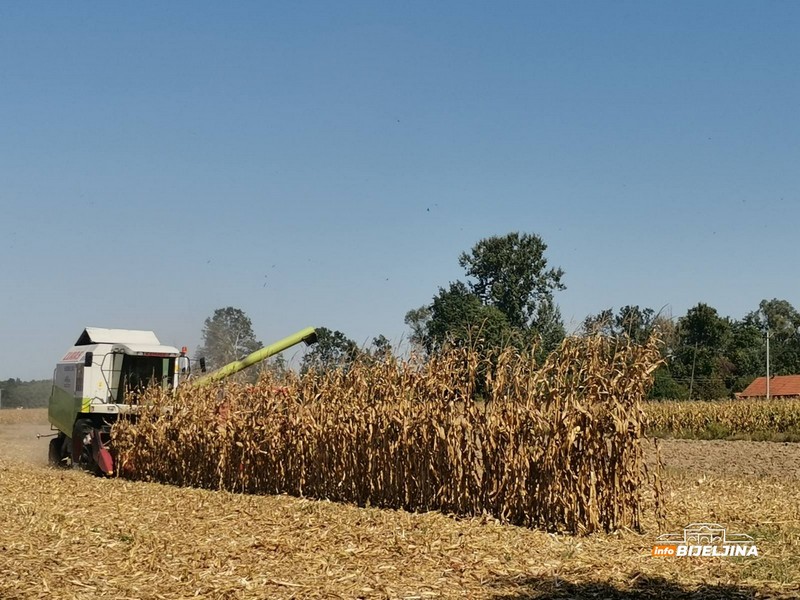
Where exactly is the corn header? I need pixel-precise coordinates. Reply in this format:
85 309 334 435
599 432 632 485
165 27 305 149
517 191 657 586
46 326 317 475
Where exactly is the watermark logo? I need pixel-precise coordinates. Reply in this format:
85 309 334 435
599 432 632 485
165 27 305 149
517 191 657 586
652 523 758 558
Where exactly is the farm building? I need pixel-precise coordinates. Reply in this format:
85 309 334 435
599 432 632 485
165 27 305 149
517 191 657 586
738 375 800 398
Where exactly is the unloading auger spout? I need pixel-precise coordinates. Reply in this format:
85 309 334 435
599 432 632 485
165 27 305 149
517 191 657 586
191 327 318 387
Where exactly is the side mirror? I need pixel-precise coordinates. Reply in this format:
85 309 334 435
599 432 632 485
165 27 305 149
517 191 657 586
178 356 190 374
199 357 206 373
84 352 94 367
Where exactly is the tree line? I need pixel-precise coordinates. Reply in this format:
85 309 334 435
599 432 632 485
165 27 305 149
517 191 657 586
197 232 799 400
581 300 800 399
1 231 777 404
0 379 51 409
4 232 794 405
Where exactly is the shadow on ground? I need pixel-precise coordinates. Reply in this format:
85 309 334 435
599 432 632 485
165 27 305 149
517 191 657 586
488 573 789 599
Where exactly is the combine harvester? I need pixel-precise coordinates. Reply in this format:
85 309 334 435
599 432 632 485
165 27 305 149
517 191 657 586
46 326 317 475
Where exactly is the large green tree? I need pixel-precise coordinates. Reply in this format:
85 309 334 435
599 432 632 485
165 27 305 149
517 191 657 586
300 327 360 373
406 232 566 356
196 307 262 371
672 303 732 400
370 334 394 360
404 305 432 350
725 314 764 392
582 305 657 343
424 282 515 353
750 298 800 376
582 308 615 337
458 232 565 330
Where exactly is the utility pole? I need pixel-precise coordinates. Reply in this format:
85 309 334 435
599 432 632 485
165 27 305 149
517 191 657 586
689 341 698 400
766 325 770 400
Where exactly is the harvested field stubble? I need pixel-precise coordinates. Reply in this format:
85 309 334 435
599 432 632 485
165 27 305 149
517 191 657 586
114 336 663 534
1 453 798 600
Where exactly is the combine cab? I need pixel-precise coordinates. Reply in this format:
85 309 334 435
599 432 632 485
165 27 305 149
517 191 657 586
47 326 317 475
48 327 182 475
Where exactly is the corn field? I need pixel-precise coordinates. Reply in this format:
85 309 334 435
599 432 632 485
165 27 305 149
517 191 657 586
646 397 800 441
112 336 663 534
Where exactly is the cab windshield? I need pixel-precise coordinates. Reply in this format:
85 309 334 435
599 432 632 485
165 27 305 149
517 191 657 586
116 355 175 403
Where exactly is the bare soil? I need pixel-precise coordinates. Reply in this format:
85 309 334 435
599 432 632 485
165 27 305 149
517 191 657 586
655 438 800 480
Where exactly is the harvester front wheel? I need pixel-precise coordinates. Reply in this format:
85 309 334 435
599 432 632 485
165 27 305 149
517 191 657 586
48 435 65 467
72 419 98 474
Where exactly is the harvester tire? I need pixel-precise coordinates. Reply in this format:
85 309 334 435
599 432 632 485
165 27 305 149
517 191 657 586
72 419 99 475
48 436 62 467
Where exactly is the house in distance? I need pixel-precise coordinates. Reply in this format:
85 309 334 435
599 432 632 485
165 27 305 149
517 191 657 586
738 375 800 399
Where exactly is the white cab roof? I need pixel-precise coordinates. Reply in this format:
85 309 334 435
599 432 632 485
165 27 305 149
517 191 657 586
76 327 163 346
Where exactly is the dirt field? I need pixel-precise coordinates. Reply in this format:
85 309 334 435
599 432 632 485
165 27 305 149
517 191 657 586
655 438 800 480
1 408 798 599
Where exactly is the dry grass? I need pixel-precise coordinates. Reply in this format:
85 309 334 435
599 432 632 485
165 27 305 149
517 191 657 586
646 398 800 441
0 407 48 425
113 336 662 534
0 444 798 599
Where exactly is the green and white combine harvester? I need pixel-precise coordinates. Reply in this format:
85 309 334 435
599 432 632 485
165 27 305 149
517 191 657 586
47 326 318 475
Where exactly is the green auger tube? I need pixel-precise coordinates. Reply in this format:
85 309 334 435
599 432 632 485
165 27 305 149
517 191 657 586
191 327 317 387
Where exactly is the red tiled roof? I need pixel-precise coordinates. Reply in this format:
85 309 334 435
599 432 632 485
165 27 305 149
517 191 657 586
740 375 800 397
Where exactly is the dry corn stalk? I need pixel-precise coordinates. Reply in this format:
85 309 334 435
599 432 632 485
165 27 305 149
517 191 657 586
646 397 800 439
112 335 662 534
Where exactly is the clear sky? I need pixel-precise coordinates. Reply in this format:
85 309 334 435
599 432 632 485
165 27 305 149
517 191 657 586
1 1 798 380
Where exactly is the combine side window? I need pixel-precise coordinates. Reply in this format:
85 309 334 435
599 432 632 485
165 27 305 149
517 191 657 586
55 364 77 394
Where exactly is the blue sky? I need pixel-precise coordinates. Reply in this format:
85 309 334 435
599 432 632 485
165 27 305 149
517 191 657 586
1 1 799 380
